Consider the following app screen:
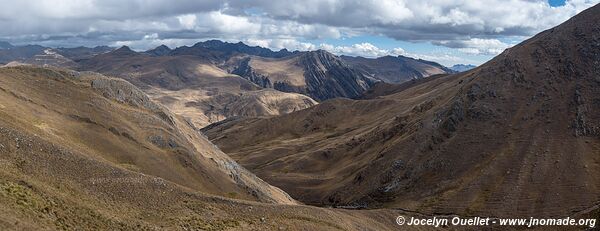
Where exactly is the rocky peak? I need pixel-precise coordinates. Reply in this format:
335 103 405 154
145 44 171 56
110 46 138 56
193 40 294 58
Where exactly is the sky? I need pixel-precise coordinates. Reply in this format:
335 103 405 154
0 0 597 66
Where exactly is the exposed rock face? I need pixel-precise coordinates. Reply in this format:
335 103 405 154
341 55 454 83
229 50 377 101
300 50 376 101
145 45 172 56
230 57 273 88
91 78 161 111
203 4 600 218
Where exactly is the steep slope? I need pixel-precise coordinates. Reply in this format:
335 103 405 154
341 55 453 83
78 47 316 127
145 44 172 56
0 66 294 204
203 4 600 218
228 50 377 101
0 66 401 230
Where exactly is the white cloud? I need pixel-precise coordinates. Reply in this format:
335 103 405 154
177 14 197 30
317 42 405 57
235 0 598 40
0 0 596 63
434 38 513 55
245 38 316 51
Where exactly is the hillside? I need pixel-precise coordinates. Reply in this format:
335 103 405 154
203 4 600 218
0 66 401 230
341 55 453 83
78 47 317 127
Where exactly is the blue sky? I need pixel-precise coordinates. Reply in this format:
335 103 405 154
295 0 571 66
0 0 596 66
549 0 567 6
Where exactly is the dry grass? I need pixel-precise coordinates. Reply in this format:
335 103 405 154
0 66 403 230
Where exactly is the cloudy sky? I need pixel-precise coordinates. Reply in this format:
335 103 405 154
0 0 597 66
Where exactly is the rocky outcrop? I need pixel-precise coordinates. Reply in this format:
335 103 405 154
300 50 376 101
145 45 172 56
228 50 376 101
91 77 162 112
230 57 273 88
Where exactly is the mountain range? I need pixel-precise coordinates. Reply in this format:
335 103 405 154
0 40 453 127
202 3 600 218
449 64 477 72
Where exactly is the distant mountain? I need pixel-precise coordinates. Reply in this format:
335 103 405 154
109 46 140 57
0 41 13 49
145 44 171 56
54 46 113 61
449 64 476 72
0 44 112 65
18 48 78 68
193 40 295 58
341 55 454 83
0 45 46 64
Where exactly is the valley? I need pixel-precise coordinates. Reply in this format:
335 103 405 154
0 2 599 230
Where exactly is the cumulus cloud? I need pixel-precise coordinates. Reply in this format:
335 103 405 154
318 43 405 57
0 0 596 60
233 0 598 40
433 38 513 55
245 38 317 51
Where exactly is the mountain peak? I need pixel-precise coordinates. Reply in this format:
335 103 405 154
306 49 336 58
187 39 294 58
110 46 137 56
449 64 476 72
193 39 227 48
145 44 171 56
115 45 132 51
